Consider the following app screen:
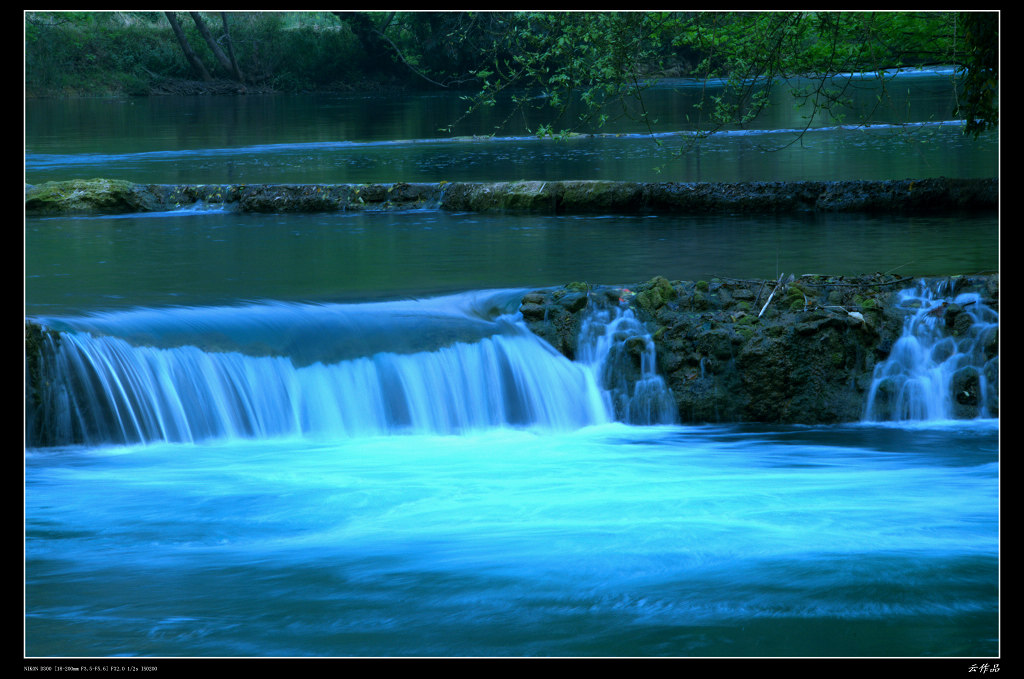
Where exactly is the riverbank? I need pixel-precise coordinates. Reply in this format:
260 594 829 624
25 177 999 216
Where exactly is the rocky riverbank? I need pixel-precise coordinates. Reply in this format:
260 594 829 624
25 177 998 216
519 273 999 424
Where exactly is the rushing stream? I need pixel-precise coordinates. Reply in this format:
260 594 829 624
24 70 998 658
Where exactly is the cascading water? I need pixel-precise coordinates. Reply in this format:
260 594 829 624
576 301 678 425
864 279 998 422
26 290 676 447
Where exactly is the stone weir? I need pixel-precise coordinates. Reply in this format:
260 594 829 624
24 272 999 429
519 273 999 424
25 177 997 216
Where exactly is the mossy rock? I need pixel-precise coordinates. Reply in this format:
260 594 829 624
499 181 558 210
784 283 814 310
447 181 558 211
852 294 879 310
558 180 644 212
636 288 663 313
26 178 160 215
635 276 677 312
647 275 677 299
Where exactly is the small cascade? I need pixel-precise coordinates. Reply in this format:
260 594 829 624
29 329 610 446
26 288 686 447
864 279 998 422
576 300 678 425
26 294 622 447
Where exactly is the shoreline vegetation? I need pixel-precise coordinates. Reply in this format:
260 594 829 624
25 11 997 141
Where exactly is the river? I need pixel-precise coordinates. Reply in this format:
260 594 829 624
24 70 999 658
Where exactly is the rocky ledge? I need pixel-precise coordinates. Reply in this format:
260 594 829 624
519 273 998 424
24 272 999 429
25 177 997 216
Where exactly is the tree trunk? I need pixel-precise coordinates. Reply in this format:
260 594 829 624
220 13 245 83
165 11 212 81
189 11 242 82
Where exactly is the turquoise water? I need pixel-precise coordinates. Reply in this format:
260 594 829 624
24 293 1000 658
25 420 999 657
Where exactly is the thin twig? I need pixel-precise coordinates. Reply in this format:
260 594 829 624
758 273 784 318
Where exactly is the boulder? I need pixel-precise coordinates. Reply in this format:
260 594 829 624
25 179 161 215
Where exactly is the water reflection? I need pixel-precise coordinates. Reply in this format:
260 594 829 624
25 70 997 185
26 210 998 316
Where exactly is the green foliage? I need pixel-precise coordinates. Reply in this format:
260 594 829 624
257 18 362 89
24 9 998 146
649 12 977 145
449 11 995 147
25 12 178 94
25 11 365 95
385 12 518 87
444 12 674 136
954 12 998 137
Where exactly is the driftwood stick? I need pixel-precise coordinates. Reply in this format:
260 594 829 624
758 273 784 318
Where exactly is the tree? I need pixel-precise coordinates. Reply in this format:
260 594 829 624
165 11 212 81
164 11 245 83
447 11 997 146
954 12 998 138
330 11 498 88
188 12 244 83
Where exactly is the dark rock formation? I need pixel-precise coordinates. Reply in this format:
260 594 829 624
24 321 63 446
519 273 999 424
26 178 998 216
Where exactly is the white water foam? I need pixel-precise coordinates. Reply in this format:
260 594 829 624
864 279 998 422
28 291 677 446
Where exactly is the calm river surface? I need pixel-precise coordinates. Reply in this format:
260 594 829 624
25 71 999 659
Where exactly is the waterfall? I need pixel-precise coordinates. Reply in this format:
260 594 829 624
864 279 998 422
576 302 678 426
26 290 678 447
30 330 608 445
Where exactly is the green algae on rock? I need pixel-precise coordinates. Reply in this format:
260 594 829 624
26 178 998 216
25 178 161 215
